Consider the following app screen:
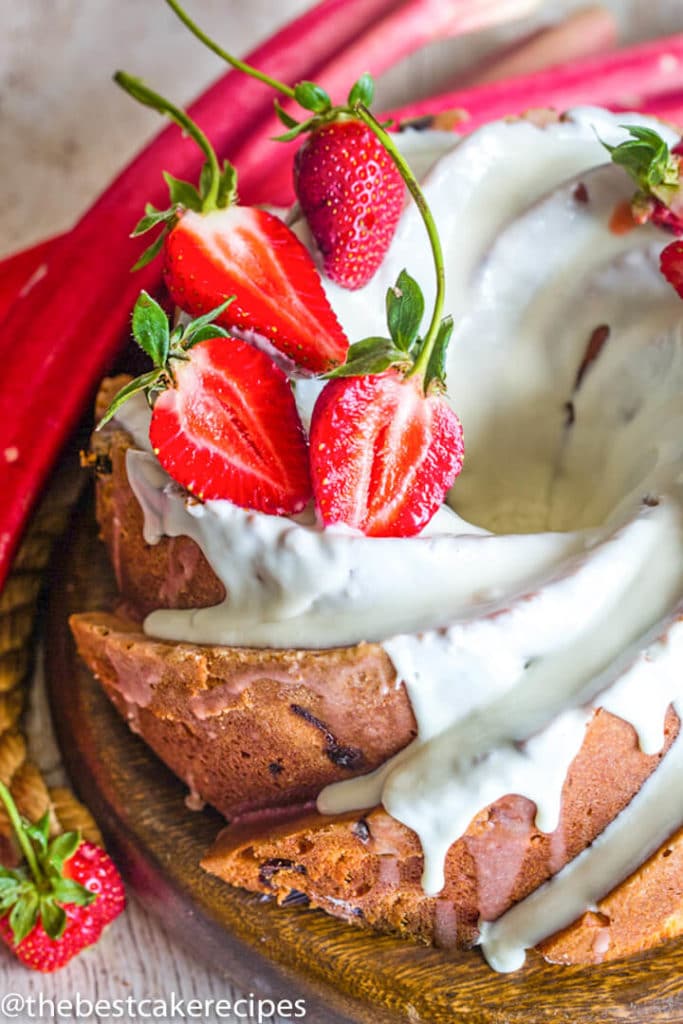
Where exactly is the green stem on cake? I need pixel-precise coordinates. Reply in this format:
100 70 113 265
114 71 222 211
352 104 446 382
163 0 297 100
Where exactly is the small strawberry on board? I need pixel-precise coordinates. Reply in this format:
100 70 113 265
309 107 464 538
98 293 312 514
162 0 405 291
115 73 348 374
0 782 124 972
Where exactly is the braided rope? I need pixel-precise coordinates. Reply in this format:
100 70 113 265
0 455 101 852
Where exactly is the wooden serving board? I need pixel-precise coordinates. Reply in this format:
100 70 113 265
45 494 683 1024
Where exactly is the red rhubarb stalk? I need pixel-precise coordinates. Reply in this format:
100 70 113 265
0 0 412 592
388 32 683 134
460 5 617 87
0 237 58 325
624 91 683 129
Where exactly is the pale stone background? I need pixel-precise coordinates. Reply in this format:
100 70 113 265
2 2 683 1023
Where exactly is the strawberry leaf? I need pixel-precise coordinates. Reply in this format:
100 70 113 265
294 81 331 114
179 300 233 350
199 161 213 202
40 897 67 941
130 203 176 238
348 73 374 109
51 878 97 907
0 889 21 914
46 831 80 871
24 811 50 856
602 125 680 192
131 229 168 272
386 270 425 352
274 100 299 129
96 369 165 429
162 171 202 212
272 118 316 143
0 870 23 888
424 316 454 392
132 290 170 366
183 324 230 349
217 160 237 208
326 337 411 378
169 322 184 347
9 891 38 945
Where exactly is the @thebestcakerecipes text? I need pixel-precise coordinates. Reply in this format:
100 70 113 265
0 991 307 1022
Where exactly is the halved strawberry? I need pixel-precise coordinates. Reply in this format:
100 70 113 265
310 369 463 537
151 337 311 511
99 292 312 515
660 240 683 297
163 206 348 372
310 268 464 538
116 72 348 374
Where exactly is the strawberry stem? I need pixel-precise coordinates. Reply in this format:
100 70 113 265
164 0 296 101
0 782 45 885
114 71 222 211
353 104 445 385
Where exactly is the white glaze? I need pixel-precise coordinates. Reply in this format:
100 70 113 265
114 109 683 968
124 441 589 648
479 615 683 971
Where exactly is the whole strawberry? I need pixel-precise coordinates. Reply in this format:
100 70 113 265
116 72 348 374
160 1 405 289
294 118 405 290
603 125 683 235
0 782 125 972
98 292 312 515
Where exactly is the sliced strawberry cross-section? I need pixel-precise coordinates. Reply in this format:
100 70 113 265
310 369 463 537
99 291 312 516
151 335 312 512
163 206 348 373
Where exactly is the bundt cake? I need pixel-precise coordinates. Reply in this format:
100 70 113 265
70 108 683 971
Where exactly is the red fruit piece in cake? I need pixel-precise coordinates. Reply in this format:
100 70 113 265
603 125 683 235
295 120 405 290
0 784 125 973
116 72 348 374
99 292 312 516
163 206 348 373
660 240 683 297
310 368 464 538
